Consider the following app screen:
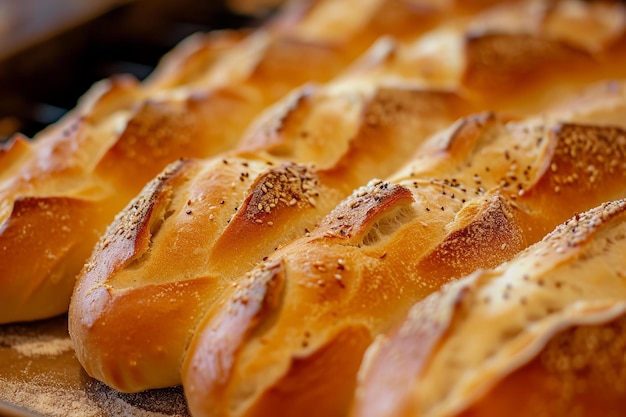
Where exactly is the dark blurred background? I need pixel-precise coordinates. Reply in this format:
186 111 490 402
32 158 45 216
0 0 279 142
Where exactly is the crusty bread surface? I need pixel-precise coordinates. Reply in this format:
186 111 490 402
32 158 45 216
4 0 626 417
3 0 449 325
181 84 626 416
68 48 475 392
354 198 626 417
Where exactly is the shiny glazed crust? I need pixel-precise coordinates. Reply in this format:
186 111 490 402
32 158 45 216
70 0 626 393
0 0 457 325
354 198 626 417
69 64 474 392
6 0 626 416
181 87 626 416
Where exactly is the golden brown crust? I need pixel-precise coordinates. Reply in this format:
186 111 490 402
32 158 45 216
182 91 626 415
68 25 477 391
81 159 193 285
0 196 104 324
319 87 474 190
463 33 594 92
69 83 472 392
71 74 142 126
208 162 334 276
145 31 248 90
353 282 466 417
0 134 32 176
354 199 626 417
460 0 626 112
9 0 625 415
0 107 134 326
8 0 626 328
95 88 264 194
181 176 527 417
70 156 255 390
416 192 524 280
516 123 626 242
183 182 421 417
183 260 287 416
4 0 450 326
69 160 200 389
460 314 626 417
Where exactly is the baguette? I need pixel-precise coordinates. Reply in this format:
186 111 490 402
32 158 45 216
71 0 626 398
0 31 254 324
354 198 626 417
69 63 473 391
460 0 626 113
56 0 626 413
181 87 626 417
0 0 450 325
4 0 624 325
71 0 550 391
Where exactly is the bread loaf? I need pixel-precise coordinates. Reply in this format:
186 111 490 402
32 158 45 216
68 43 474 391
354 198 626 417
2 0 622 415
181 85 626 417
460 0 626 112
65 0 626 402
5 0 625 325
0 0 452 325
